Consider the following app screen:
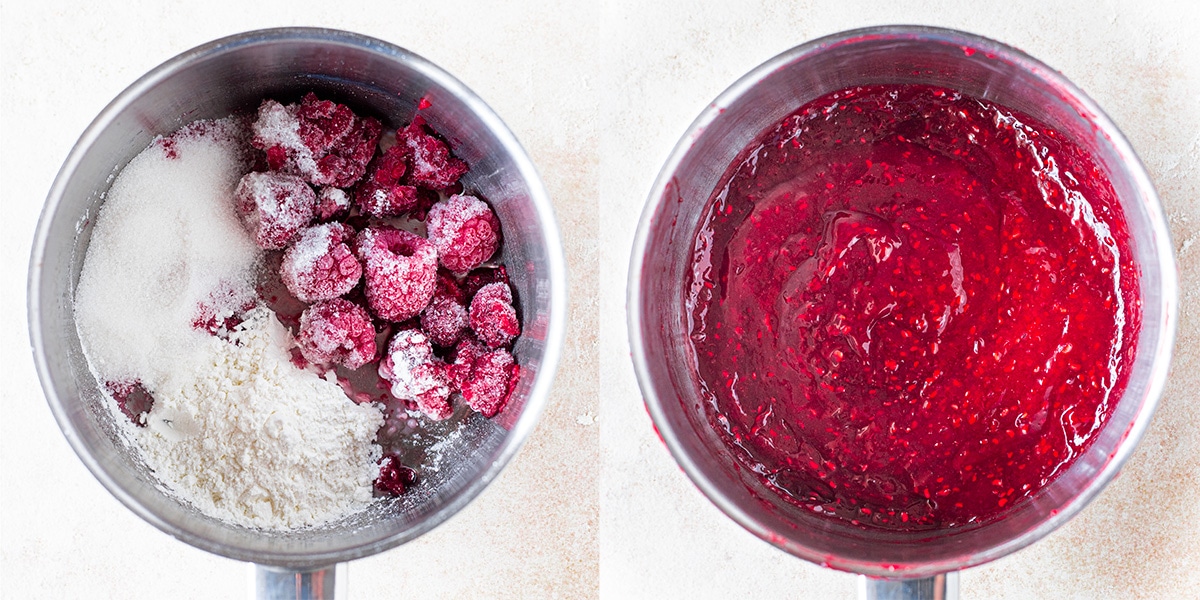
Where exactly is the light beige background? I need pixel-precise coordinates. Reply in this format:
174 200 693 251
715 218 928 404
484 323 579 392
2 1 1197 598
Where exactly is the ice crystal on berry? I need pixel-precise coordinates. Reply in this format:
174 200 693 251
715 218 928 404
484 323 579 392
316 187 351 221
398 116 468 190
421 295 469 347
251 94 381 188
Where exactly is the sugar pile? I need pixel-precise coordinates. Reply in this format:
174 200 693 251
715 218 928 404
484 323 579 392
75 119 259 385
75 118 385 529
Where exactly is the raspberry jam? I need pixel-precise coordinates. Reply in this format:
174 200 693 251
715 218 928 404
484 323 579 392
686 85 1141 531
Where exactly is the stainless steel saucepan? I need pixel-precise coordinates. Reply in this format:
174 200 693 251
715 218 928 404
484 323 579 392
629 25 1177 599
29 27 566 599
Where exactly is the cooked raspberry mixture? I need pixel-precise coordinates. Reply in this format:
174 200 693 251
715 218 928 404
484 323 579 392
281 222 362 303
687 85 1140 531
297 298 377 370
234 171 317 250
427 194 501 273
220 93 521 497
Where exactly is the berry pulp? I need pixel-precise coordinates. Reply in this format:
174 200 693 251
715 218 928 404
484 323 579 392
686 85 1141 531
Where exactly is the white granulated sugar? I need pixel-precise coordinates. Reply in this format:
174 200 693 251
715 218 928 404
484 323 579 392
75 118 258 385
135 308 383 529
75 118 386 530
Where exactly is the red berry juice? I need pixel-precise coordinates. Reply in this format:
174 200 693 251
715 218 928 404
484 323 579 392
685 85 1141 531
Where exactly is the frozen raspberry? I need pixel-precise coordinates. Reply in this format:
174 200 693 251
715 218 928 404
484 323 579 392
234 171 316 249
297 298 377 370
316 187 351 221
379 329 452 420
354 226 439 322
251 95 381 188
458 345 518 418
354 145 420 217
421 295 468 347
398 115 468 189
370 143 406 183
375 453 418 496
312 112 382 188
251 100 311 169
281 223 362 303
410 188 443 221
105 380 155 427
469 282 520 348
296 92 356 154
427 195 501 273
448 336 488 390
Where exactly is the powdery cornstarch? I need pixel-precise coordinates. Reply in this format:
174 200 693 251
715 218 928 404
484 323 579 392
74 117 385 530
135 307 383 529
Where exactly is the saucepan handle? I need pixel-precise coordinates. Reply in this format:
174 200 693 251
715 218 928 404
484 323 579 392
859 572 959 600
256 564 338 599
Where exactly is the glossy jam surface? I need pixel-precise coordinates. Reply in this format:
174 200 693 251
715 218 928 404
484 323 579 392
686 85 1141 531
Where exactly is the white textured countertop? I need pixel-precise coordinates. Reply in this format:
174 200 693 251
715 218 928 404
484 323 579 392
2 1 1197 598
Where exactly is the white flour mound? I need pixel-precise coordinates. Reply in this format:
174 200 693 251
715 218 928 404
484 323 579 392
75 117 384 530
136 307 383 529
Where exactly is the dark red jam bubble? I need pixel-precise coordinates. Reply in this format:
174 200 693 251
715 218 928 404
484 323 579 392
686 84 1141 532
